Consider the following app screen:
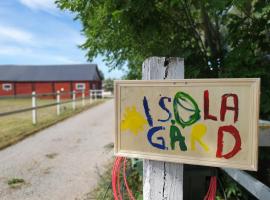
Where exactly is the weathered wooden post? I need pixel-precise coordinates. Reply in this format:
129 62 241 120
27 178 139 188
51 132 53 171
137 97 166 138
56 90 60 115
32 91 37 125
82 90 85 106
72 90 76 110
142 57 184 200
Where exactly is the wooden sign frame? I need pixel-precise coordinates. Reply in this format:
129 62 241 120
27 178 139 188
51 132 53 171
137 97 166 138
114 78 260 170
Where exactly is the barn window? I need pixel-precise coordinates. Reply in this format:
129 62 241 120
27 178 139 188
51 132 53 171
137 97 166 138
76 83 86 90
2 83 12 91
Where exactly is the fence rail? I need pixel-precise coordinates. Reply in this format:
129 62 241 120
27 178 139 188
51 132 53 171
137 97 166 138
0 90 87 99
222 167 270 200
0 89 105 124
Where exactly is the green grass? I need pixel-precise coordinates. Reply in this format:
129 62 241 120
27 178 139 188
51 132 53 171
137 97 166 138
0 97 105 150
7 178 26 189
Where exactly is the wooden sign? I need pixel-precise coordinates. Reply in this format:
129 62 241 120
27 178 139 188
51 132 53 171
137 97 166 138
115 79 260 170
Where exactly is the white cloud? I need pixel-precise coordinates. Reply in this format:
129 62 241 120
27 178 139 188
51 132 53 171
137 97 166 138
0 45 33 55
19 0 59 14
0 44 83 64
0 26 33 44
0 1 88 66
0 23 84 50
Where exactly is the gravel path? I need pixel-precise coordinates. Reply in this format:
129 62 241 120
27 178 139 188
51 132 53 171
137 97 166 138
0 100 114 200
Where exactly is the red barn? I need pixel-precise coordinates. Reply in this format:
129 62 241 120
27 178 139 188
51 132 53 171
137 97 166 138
0 64 102 98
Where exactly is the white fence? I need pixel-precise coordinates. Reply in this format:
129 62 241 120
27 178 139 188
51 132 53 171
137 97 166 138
0 89 105 125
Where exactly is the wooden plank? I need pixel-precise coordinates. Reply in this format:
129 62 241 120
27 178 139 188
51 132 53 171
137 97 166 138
0 100 73 117
142 57 184 200
222 168 270 200
115 78 260 170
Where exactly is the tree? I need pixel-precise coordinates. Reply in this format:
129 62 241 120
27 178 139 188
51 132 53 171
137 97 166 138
56 0 270 119
103 78 114 92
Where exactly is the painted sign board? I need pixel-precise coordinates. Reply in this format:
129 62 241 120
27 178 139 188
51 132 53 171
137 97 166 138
115 79 260 170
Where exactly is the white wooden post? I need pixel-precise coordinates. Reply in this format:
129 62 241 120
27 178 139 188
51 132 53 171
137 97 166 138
32 91 37 125
56 90 60 115
89 90 92 104
93 90 96 101
143 57 184 200
82 90 85 106
72 90 76 110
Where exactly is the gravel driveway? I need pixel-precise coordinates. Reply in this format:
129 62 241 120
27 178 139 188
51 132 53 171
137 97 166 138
0 100 114 200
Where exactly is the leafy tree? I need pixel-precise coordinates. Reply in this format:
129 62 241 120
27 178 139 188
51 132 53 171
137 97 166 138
103 78 114 92
56 0 270 119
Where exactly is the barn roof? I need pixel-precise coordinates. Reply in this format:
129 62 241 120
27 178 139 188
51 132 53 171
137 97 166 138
0 64 102 82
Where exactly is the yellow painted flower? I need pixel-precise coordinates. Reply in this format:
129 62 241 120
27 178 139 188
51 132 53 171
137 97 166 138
121 106 148 135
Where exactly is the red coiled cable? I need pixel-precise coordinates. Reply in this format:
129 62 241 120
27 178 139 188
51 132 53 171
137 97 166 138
112 157 123 200
117 158 123 200
123 158 135 200
204 176 217 200
112 157 135 200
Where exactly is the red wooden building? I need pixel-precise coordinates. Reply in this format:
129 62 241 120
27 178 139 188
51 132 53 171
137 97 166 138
0 64 102 98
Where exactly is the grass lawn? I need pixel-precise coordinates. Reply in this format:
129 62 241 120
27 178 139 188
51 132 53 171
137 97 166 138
0 97 105 150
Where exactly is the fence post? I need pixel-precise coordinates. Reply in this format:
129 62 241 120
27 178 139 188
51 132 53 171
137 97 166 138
82 90 85 106
89 90 92 104
143 57 184 200
32 91 37 125
56 90 60 115
92 90 95 101
72 90 76 110
101 90 103 99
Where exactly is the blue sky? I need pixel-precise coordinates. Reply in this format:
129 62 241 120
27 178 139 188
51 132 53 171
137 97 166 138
0 0 125 79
